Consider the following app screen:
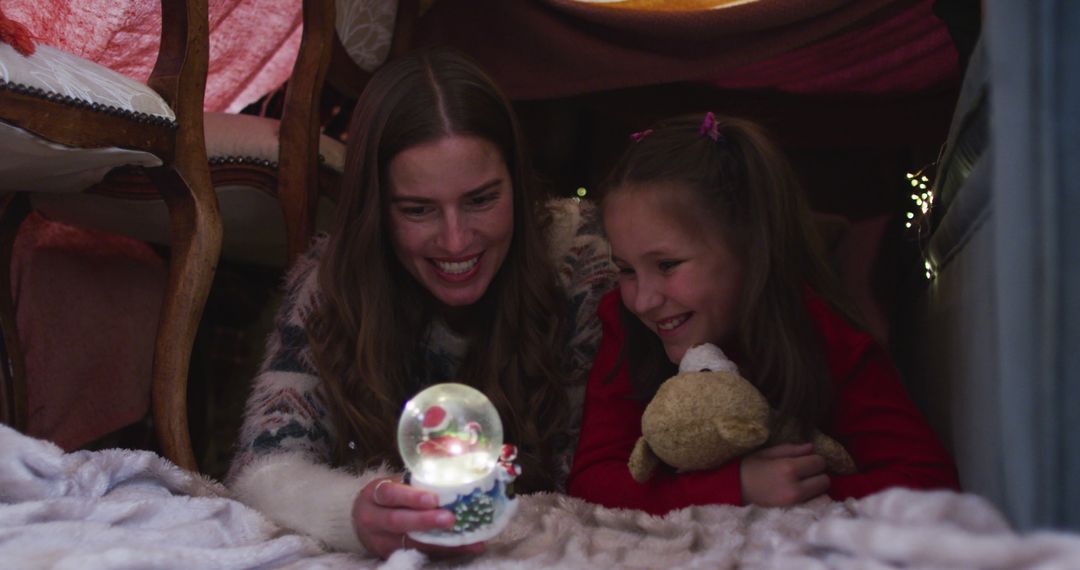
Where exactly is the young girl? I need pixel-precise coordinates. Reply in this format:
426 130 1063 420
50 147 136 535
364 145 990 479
567 113 960 514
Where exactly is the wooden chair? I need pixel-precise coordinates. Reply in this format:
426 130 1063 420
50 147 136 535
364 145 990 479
1 0 418 472
279 0 419 264
263 0 420 264
29 0 420 270
0 0 221 471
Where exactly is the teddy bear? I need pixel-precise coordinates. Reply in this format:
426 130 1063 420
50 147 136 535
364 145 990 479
628 343 857 483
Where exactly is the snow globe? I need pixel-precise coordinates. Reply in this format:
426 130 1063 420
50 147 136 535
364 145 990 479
397 382 521 546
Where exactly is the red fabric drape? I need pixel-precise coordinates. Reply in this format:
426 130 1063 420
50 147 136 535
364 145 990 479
2 0 302 113
415 0 958 100
0 7 36 55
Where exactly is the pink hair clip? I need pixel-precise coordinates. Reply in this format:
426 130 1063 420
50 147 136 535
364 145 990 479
699 111 724 143
629 129 653 142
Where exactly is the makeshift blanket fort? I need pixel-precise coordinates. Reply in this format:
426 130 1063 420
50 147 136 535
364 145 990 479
2 424 1079 569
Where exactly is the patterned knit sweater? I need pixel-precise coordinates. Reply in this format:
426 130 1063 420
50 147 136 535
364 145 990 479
227 198 615 554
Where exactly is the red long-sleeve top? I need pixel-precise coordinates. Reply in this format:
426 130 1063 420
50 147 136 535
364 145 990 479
567 289 960 515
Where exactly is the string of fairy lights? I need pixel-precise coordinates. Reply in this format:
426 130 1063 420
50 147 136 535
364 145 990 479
576 175 939 282
904 168 937 280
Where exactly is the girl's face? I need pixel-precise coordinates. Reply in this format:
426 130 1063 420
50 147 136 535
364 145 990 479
387 135 514 308
604 183 744 364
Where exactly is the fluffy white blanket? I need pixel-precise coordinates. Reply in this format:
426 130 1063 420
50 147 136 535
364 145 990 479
2 425 1079 569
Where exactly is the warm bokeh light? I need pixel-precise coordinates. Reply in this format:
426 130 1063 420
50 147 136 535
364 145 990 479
567 0 758 11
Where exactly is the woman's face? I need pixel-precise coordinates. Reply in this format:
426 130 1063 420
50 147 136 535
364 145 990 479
387 135 514 308
603 183 744 364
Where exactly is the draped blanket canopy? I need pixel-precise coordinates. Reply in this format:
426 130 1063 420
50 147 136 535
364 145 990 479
3 0 956 111
417 0 958 100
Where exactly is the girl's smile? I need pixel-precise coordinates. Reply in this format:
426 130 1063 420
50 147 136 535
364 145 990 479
655 312 691 335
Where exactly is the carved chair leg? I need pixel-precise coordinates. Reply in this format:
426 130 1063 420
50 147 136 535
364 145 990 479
149 165 222 471
0 193 30 429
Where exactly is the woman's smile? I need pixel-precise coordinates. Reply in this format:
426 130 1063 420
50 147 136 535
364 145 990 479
430 253 483 282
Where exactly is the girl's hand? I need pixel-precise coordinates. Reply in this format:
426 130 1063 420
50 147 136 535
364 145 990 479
352 477 486 560
739 443 830 507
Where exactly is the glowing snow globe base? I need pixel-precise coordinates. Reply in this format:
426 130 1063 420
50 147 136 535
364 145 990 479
398 383 521 546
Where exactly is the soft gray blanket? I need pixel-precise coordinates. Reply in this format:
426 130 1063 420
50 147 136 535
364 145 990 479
2 425 1078 569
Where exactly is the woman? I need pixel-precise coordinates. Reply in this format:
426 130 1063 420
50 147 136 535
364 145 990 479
227 48 615 559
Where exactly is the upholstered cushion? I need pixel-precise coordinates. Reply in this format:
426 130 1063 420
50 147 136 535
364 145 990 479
0 43 174 121
0 121 162 193
0 41 178 192
205 112 346 173
1 111 346 194
31 186 337 268
20 111 345 267
335 0 396 72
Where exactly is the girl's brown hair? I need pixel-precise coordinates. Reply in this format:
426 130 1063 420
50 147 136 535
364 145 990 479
308 48 568 492
602 114 855 433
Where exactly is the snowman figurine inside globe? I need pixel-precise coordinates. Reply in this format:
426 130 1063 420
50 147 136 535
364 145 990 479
397 383 521 546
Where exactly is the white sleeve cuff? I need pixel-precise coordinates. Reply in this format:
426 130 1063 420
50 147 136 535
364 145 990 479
229 452 396 554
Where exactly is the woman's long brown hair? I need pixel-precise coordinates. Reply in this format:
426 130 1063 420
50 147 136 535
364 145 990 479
307 49 568 492
602 114 858 434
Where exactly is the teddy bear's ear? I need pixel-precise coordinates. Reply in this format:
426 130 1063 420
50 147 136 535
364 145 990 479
628 437 660 483
811 431 858 475
714 417 770 451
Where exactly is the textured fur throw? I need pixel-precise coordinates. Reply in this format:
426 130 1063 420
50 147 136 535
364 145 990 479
3 425 1079 569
